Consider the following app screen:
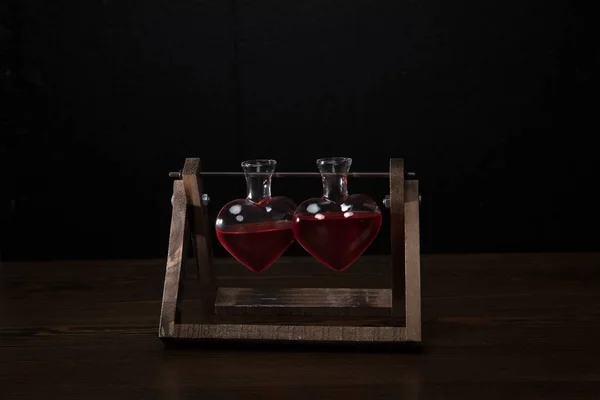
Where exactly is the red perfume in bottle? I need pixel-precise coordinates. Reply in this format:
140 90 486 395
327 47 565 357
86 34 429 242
215 160 296 272
292 157 382 271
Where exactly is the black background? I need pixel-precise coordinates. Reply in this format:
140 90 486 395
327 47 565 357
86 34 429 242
1 0 598 261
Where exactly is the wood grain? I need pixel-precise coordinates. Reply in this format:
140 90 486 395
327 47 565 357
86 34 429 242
214 287 392 317
404 179 421 341
182 158 217 314
172 323 406 342
3 254 600 399
389 158 405 317
159 180 188 337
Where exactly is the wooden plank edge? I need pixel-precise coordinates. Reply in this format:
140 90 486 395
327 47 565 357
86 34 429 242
165 323 408 342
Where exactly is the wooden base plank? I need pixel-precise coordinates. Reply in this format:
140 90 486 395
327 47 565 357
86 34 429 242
214 287 392 316
172 323 407 342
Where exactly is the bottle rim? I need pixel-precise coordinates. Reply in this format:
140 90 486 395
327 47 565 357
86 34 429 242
316 157 352 165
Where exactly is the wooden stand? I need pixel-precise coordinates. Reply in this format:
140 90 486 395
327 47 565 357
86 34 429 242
159 158 421 345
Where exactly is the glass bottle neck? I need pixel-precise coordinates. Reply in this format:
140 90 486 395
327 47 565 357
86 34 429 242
245 173 272 203
241 159 277 204
321 174 348 203
318 157 351 203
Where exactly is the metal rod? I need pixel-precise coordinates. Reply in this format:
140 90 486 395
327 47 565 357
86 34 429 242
169 171 416 179
204 172 391 177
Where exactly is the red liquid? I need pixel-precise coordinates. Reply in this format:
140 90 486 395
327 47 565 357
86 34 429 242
292 211 382 271
216 221 294 272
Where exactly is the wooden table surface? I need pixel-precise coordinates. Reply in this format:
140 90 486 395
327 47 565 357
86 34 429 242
2 253 600 399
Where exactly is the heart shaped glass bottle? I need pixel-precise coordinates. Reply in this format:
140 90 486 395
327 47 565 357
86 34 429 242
215 159 296 272
292 157 382 271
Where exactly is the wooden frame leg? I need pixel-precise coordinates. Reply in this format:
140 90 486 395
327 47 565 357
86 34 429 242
182 158 217 317
390 158 405 318
159 180 189 338
404 180 421 341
